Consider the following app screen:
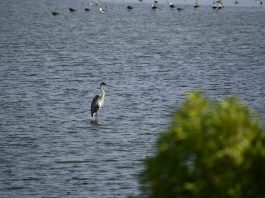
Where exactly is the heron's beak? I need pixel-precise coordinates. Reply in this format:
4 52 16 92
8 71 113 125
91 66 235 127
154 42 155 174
106 84 112 87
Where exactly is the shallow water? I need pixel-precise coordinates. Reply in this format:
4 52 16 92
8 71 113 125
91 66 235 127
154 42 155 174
1 0 265 197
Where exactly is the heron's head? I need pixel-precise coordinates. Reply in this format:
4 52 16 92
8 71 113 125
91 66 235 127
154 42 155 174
100 82 111 88
100 82 107 86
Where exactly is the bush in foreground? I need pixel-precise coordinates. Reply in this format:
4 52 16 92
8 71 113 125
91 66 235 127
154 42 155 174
137 92 265 198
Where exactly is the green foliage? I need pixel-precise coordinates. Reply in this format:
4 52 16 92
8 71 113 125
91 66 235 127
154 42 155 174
137 92 265 198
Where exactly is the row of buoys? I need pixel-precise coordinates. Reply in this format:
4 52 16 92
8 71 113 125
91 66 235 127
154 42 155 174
51 6 129 16
52 7 91 15
52 3 186 16
152 3 184 11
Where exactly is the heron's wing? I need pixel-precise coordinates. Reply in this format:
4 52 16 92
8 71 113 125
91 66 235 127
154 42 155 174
91 95 100 117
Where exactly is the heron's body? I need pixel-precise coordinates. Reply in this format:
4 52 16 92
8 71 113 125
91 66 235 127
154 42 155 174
91 82 108 121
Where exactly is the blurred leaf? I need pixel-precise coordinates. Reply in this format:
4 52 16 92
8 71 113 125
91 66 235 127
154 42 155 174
135 91 265 198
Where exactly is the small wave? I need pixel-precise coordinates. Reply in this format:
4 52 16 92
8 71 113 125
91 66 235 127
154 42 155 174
55 160 90 164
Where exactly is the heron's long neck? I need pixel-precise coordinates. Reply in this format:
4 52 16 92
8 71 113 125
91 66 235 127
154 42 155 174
100 86 105 98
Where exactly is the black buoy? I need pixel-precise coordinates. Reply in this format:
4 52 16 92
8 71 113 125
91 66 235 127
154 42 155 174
152 5 159 10
85 8 90 11
176 7 184 11
52 11 59 16
169 3 175 8
127 5 134 10
69 8 76 12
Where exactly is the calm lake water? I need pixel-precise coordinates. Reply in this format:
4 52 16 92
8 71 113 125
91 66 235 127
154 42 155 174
1 0 265 197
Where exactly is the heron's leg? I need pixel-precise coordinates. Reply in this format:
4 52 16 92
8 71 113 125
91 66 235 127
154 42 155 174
95 112 99 122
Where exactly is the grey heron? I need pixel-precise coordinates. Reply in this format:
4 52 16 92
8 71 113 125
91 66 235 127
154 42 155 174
91 82 110 121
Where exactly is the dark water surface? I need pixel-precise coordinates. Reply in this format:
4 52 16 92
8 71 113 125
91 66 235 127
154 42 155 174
1 0 265 197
